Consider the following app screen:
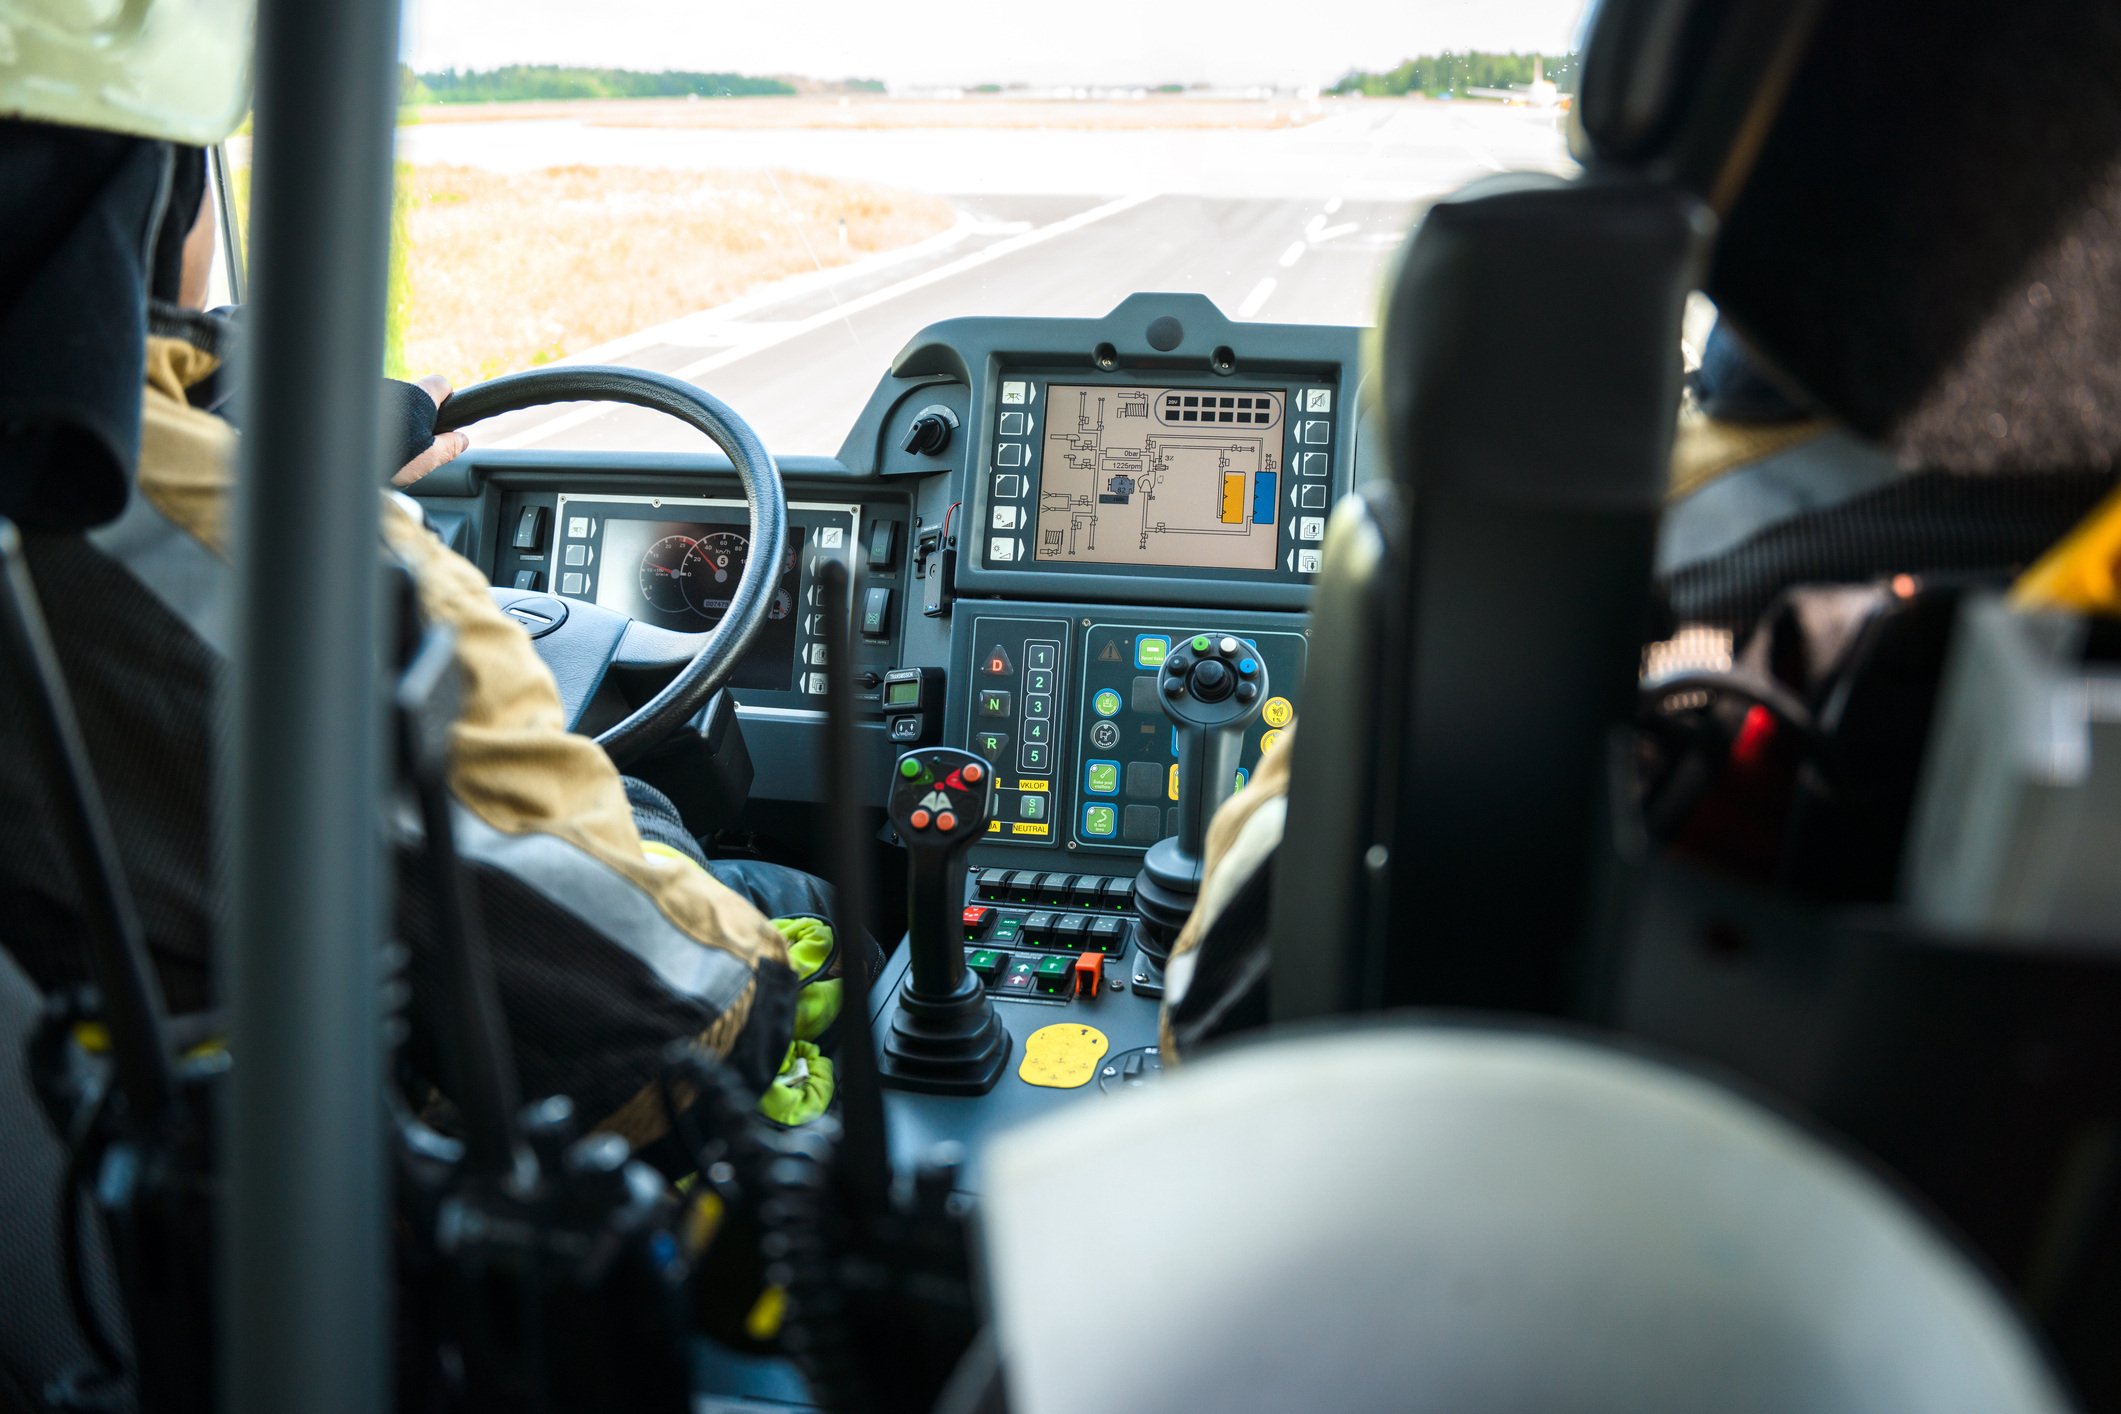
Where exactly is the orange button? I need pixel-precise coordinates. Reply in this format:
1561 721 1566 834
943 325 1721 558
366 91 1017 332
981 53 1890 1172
909 808 931 830
937 811 958 831
963 762 983 784
1073 952 1101 998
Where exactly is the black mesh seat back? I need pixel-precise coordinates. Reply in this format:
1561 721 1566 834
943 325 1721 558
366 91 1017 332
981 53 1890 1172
0 532 218 1015
0 949 128 1412
0 521 793 1142
1708 0 2121 471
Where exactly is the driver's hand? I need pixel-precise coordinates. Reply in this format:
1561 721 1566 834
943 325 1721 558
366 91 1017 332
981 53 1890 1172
392 373 471 487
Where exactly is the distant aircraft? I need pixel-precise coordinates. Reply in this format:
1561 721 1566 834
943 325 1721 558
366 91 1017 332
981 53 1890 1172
1467 56 1567 110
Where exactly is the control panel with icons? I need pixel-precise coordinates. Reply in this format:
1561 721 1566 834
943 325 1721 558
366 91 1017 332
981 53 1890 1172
981 375 1339 586
957 867 1137 1004
964 613 1071 847
1072 622 1304 850
953 607 1305 865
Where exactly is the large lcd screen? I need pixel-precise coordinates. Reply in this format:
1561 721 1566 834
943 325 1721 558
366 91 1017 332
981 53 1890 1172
1032 384 1285 573
593 517 804 693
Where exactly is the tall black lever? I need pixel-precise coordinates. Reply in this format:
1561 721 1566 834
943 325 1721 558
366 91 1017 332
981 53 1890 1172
1131 632 1270 994
878 747 1012 1093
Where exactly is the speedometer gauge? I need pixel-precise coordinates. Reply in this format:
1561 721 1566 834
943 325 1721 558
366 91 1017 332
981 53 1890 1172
638 535 696 614
680 530 749 619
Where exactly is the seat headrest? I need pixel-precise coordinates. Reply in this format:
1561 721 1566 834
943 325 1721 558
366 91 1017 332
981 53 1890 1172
981 1022 2069 1414
1705 0 2121 472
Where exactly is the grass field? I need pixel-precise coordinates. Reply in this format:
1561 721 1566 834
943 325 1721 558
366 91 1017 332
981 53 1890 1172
394 164 954 387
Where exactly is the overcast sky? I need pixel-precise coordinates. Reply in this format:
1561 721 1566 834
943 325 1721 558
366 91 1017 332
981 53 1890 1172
402 0 1591 89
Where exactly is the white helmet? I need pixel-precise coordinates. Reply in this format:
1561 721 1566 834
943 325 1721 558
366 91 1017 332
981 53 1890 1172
0 0 255 144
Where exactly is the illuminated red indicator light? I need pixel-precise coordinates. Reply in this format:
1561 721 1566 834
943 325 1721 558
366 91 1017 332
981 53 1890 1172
937 811 958 831
909 809 932 830
962 763 984 784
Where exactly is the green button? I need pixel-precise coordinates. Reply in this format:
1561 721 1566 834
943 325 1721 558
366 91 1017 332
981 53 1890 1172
967 949 1002 976
993 915 1022 942
1192 635 1212 652
1020 794 1046 821
1093 688 1122 717
899 758 922 779
1086 761 1118 795
1083 804 1117 837
1035 955 1071 976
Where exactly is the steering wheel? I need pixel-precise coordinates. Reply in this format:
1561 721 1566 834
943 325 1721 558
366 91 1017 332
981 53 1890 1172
434 366 787 768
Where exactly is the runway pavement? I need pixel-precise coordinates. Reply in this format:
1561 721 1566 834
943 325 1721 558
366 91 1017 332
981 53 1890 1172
396 101 1573 454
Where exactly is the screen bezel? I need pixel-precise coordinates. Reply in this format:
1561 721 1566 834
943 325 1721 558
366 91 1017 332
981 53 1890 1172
550 492 862 706
958 365 1343 609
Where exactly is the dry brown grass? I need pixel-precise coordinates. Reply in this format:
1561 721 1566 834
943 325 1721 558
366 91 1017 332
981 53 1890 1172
398 164 953 387
407 95 1331 132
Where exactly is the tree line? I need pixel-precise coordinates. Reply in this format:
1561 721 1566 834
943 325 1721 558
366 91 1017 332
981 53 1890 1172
1328 51 1579 99
407 66 798 103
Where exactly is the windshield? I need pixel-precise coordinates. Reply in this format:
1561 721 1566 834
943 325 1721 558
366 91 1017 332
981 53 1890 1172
247 1 1587 453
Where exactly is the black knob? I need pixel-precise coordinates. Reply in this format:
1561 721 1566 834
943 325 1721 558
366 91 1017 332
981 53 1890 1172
902 412 954 457
1191 658 1232 701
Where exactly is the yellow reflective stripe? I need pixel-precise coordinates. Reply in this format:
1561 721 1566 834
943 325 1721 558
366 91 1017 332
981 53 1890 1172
640 840 707 872
744 1285 787 1341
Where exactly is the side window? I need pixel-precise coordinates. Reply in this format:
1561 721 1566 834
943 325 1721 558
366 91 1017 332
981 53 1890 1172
205 143 248 309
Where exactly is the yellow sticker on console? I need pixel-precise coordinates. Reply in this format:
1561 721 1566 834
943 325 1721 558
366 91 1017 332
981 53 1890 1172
1018 1024 1110 1090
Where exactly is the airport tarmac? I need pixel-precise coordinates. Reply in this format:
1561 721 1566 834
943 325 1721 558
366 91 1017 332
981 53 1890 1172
396 101 1573 453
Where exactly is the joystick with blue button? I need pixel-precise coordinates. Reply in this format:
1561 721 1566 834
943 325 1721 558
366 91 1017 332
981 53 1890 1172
1130 634 1270 992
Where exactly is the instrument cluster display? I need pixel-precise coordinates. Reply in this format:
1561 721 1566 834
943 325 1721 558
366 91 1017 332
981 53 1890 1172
595 516 805 693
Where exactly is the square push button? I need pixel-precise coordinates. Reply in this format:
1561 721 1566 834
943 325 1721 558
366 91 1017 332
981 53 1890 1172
1131 674 1162 716
1027 643 1057 672
1125 762 1163 801
977 689 1012 718
1019 794 1047 821
1084 760 1119 796
992 914 1023 943
1034 955 1072 996
1123 804 1163 844
967 949 1004 982
1135 635 1170 669
1082 804 1118 838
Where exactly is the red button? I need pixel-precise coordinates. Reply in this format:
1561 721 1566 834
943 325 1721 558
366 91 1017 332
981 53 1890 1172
1073 952 1101 998
909 808 931 830
937 811 958 831
962 905 993 935
963 762 984 784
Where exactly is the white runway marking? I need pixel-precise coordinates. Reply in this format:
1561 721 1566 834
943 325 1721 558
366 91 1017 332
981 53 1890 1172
1278 241 1307 268
1237 277 1277 317
1324 196 1345 215
491 191 1156 450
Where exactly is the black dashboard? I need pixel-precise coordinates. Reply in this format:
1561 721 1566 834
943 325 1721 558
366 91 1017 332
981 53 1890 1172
411 292 1368 828
409 292 1369 1185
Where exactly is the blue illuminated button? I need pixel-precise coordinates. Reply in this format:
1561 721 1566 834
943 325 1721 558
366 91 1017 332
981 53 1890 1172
1135 635 1170 669
1237 657 1258 675
1092 688 1122 718
1082 804 1118 838
1085 760 1120 796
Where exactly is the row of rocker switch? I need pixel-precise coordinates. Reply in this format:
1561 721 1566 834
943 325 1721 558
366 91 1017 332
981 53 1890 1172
963 906 1127 951
974 870 1134 912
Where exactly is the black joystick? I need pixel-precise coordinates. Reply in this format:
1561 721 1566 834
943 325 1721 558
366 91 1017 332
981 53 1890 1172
1132 633 1270 994
878 747 1012 1094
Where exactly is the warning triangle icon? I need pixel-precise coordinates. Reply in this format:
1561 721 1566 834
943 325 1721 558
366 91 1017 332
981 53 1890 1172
1098 641 1124 663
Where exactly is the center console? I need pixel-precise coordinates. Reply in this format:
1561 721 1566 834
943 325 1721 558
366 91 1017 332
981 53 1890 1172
865 295 1365 1190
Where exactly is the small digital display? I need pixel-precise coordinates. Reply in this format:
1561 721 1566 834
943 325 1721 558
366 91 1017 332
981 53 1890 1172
593 518 805 693
1032 384 1285 573
884 678 921 707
